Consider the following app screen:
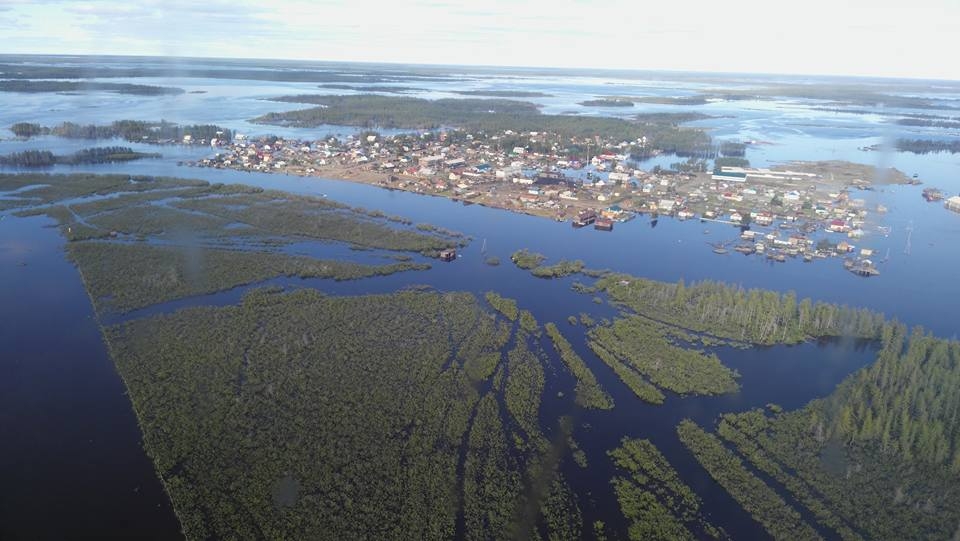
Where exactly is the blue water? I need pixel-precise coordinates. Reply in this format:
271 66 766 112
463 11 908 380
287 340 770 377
3 55 960 539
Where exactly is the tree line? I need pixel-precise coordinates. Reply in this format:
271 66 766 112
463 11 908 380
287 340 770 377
9 120 234 143
597 275 888 346
0 147 159 167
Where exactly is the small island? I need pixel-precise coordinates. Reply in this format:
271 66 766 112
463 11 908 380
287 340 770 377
453 90 552 98
0 147 160 167
0 79 184 95
579 98 634 107
10 120 234 145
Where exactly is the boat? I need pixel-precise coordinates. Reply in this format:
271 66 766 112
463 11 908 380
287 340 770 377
713 248 728 255
594 218 614 231
734 244 755 255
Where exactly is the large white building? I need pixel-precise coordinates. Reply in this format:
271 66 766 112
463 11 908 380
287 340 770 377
946 195 960 213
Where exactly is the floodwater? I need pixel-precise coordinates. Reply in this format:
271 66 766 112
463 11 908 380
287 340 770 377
2 55 960 539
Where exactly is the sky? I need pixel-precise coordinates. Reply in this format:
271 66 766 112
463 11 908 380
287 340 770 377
1 0 959 80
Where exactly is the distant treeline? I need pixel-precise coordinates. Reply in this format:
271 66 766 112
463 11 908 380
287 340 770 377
318 84 422 94
453 90 551 98
896 138 960 154
10 121 233 143
632 96 711 105
714 157 750 168
579 99 634 107
0 147 160 167
596 274 887 345
255 94 714 155
896 117 960 129
0 80 184 95
0 63 452 84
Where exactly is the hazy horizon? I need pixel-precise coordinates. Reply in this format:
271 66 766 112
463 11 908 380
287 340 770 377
4 52 960 85
2 0 958 81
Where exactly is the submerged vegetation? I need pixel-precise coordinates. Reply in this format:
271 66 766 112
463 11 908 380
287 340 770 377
588 315 739 398
703 324 960 540
1 173 463 313
530 259 585 279
677 420 823 541
484 291 519 321
610 438 724 540
103 289 581 539
510 248 547 270
70 242 428 313
672 321 960 540
544 323 613 410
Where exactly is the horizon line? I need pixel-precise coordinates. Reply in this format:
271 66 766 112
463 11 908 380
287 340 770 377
2 51 959 84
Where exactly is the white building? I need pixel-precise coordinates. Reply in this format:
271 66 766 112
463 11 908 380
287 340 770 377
946 196 960 213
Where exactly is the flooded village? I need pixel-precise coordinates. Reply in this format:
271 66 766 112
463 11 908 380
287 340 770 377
191 129 942 276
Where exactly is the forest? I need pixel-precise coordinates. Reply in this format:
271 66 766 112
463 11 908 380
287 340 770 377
253 94 714 154
677 420 823 541
0 79 184 95
594 274 887 345
0 147 160 167
9 120 234 143
100 287 597 540
588 315 740 399
687 323 960 540
609 438 725 540
317 84 422 93
510 248 547 270
896 117 960 129
895 138 960 154
0 62 457 84
544 323 614 410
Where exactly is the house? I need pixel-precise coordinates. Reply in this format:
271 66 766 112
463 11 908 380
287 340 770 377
608 172 631 184
828 219 848 233
602 205 625 219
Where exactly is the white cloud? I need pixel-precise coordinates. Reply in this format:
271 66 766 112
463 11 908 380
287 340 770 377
0 0 958 80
